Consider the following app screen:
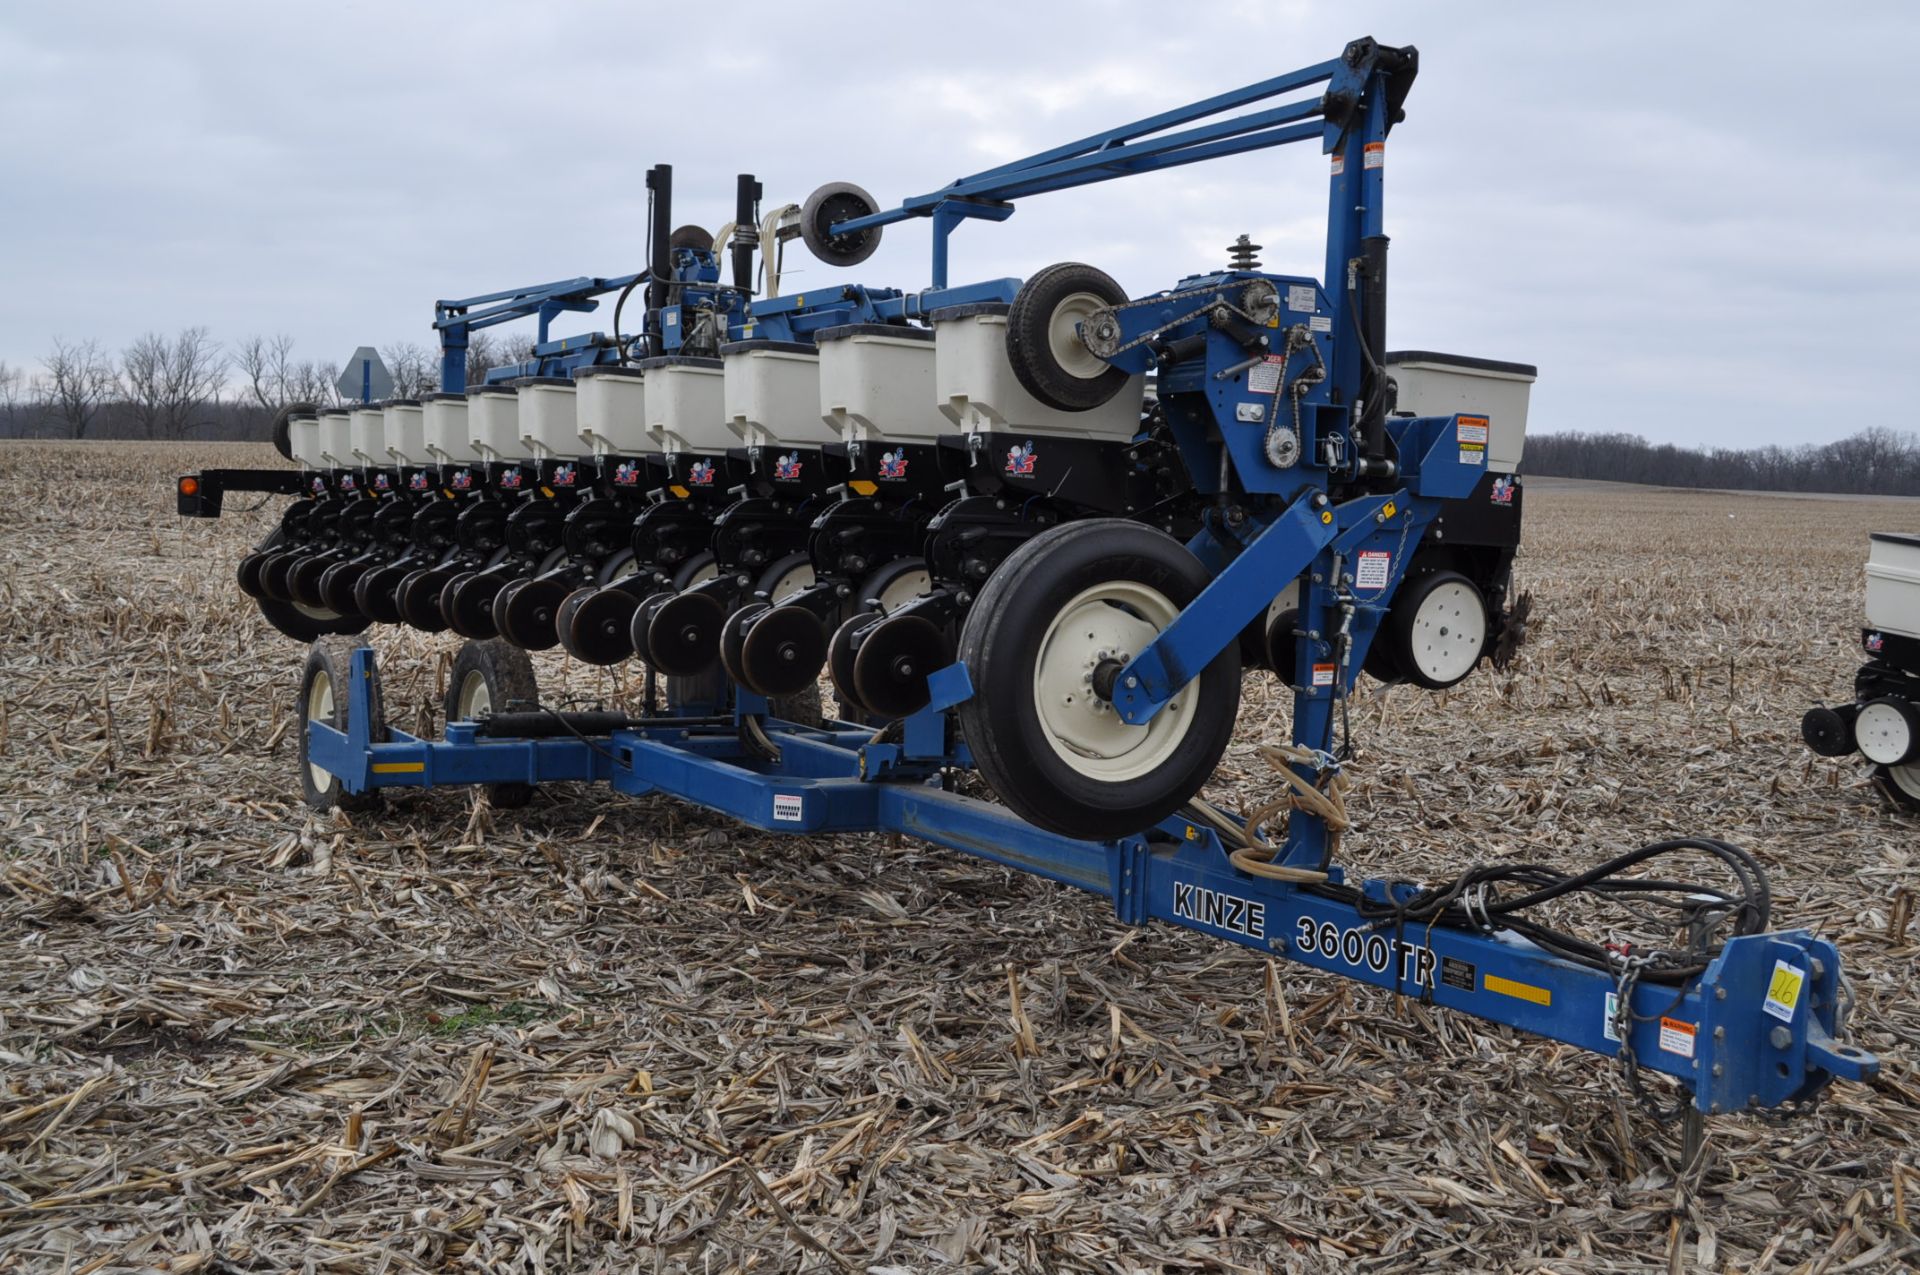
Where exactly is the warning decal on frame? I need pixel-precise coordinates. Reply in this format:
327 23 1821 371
1763 960 1806 1023
1355 550 1392 592
1658 1016 1697 1059
1331 153 1344 176
1309 315 1333 332
1363 142 1385 169
1457 416 1490 445
772 793 803 823
1603 991 1620 1043
1311 663 1336 688
1286 284 1318 314
1248 356 1287 394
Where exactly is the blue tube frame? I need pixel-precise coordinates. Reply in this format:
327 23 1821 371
309 646 1878 1116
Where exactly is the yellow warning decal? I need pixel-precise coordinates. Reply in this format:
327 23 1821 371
849 479 879 496
1483 974 1551 1006
669 485 690 499
372 761 425 775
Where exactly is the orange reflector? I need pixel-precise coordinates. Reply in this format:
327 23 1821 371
179 476 199 495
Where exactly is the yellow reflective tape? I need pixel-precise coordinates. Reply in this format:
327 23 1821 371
371 761 425 775
849 480 879 496
669 485 690 498
1483 974 1551 1006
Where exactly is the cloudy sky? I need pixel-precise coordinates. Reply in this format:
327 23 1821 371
2 2 1914 448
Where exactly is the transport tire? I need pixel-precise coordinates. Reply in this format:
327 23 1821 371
444 639 539 809
1384 569 1488 691
298 636 385 812
1005 262 1130 412
800 181 882 267
956 519 1240 840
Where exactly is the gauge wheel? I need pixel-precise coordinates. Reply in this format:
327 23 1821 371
260 595 371 645
754 552 816 604
1384 569 1489 691
397 568 455 633
298 636 385 811
956 518 1240 840
1005 262 1131 412
444 639 539 809
1876 762 1920 812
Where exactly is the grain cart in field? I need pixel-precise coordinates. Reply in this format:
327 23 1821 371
182 38 1876 1129
1803 533 1920 809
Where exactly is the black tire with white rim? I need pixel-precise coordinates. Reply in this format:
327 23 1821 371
1879 760 1920 811
1855 696 1920 767
444 639 540 809
298 636 385 811
799 181 883 267
1005 263 1131 413
1384 569 1489 691
956 519 1240 840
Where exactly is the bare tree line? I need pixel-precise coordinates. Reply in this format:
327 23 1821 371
0 329 535 442
1526 428 1920 498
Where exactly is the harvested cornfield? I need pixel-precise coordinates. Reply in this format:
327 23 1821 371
2 440 1916 1273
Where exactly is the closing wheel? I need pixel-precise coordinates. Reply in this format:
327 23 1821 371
741 604 830 698
852 613 952 720
298 636 385 812
237 550 274 600
719 602 766 687
397 568 454 633
1005 262 1131 412
444 570 509 640
956 519 1240 840
645 590 727 676
444 640 538 809
355 563 410 625
259 551 303 602
1878 762 1920 812
566 586 643 665
1802 704 1859 758
287 554 337 609
1385 570 1489 691
800 181 882 267
499 577 570 651
827 614 870 717
319 560 371 617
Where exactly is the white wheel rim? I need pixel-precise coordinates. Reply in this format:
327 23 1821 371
875 566 931 615
1408 580 1487 685
1267 581 1300 629
768 563 815 604
1033 580 1197 782
306 669 335 792
1048 291 1110 382
293 600 340 622
1856 702 1914 766
456 670 491 721
1889 762 1920 801
686 561 720 588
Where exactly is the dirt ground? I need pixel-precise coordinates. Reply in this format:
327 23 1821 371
2 442 1916 1274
